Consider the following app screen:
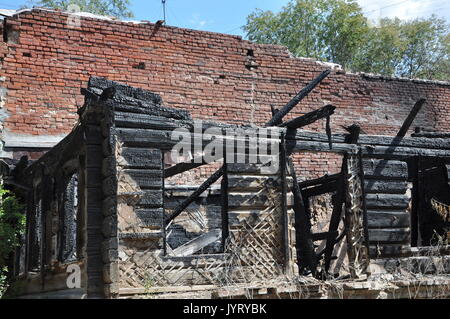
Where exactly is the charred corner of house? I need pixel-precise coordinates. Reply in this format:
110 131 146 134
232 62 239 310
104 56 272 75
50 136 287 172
2 74 449 299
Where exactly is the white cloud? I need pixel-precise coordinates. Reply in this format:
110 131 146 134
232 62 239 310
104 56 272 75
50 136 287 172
357 0 450 22
189 13 213 29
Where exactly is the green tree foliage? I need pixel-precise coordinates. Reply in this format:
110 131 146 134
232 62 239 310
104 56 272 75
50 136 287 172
31 0 134 19
0 185 25 297
244 0 450 81
243 0 369 69
353 16 450 80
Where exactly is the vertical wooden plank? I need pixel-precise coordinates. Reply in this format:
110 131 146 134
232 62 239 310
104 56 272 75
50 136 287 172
323 166 346 273
220 163 229 250
288 158 316 275
280 134 291 275
85 125 105 297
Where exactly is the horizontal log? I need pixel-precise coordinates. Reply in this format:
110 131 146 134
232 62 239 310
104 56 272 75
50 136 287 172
119 285 218 295
228 192 294 208
368 228 411 243
118 232 163 240
298 173 341 188
135 209 164 229
365 194 410 209
117 189 163 208
118 148 162 169
102 97 191 121
363 159 408 179
362 145 450 159
364 180 408 194
367 210 410 228
116 128 176 149
301 180 338 198
412 132 450 138
227 162 280 175
114 111 192 130
227 175 291 190
116 128 280 151
291 131 450 150
287 140 357 154
120 169 162 189
136 190 163 208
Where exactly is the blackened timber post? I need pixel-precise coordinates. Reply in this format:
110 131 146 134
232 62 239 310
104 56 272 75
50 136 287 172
280 133 291 275
220 163 229 250
288 158 316 275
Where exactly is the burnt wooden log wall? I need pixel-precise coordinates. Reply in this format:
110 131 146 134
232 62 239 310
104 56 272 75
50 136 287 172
10 76 450 298
363 158 411 257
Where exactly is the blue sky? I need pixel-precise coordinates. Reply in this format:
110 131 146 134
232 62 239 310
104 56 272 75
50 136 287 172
0 0 449 37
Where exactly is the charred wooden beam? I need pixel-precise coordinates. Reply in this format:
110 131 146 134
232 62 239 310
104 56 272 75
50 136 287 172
299 173 341 188
288 158 316 275
344 124 361 144
164 156 209 178
412 132 450 138
326 115 332 149
221 164 229 247
361 145 450 159
291 131 450 150
358 151 370 258
280 134 291 274
270 105 280 125
266 69 331 126
279 104 336 130
324 156 347 273
301 179 338 198
397 98 426 138
311 231 338 242
165 167 224 225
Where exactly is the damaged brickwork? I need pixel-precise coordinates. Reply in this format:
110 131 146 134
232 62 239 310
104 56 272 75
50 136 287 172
0 8 449 182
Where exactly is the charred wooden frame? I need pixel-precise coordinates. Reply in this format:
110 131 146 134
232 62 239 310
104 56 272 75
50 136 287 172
4 76 449 298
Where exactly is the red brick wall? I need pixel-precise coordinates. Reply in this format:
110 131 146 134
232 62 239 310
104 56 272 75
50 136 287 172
0 9 449 178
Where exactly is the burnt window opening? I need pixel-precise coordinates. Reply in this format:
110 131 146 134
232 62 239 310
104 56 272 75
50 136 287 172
295 152 346 277
410 157 450 247
163 151 225 257
246 49 254 57
59 173 79 263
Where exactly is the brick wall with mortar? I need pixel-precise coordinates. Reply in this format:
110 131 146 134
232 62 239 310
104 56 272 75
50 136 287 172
0 8 449 180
